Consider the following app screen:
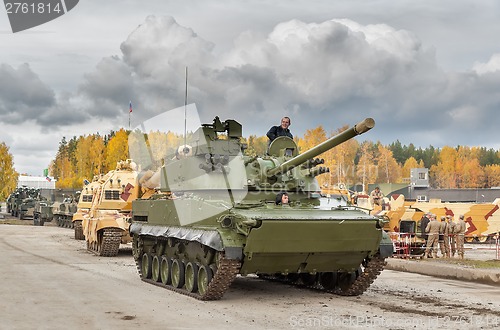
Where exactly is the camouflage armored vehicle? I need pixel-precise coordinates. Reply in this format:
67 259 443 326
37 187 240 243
33 199 54 226
52 193 79 228
17 188 40 220
8 186 30 217
130 116 393 300
82 160 140 256
73 178 102 240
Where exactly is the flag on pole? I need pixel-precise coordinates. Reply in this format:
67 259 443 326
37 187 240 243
129 101 133 113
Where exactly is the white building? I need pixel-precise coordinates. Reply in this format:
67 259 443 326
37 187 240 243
17 175 56 189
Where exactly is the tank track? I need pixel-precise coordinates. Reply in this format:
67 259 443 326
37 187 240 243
134 236 241 301
258 255 386 296
87 228 122 257
74 221 84 240
335 255 386 296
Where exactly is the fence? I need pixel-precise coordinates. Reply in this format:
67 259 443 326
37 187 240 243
388 232 500 260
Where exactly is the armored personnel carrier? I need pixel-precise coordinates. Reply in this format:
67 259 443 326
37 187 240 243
82 159 140 257
8 186 31 217
72 178 102 240
52 194 79 228
33 198 53 226
130 116 393 300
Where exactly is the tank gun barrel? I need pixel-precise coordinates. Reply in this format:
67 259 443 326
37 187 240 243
266 118 375 177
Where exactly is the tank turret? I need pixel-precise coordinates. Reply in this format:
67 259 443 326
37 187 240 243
130 115 393 300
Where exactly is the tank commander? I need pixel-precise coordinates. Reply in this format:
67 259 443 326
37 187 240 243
267 117 293 143
456 215 467 259
425 214 440 258
275 192 290 205
370 186 383 207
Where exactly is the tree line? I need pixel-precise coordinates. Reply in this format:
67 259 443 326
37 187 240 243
1 124 500 199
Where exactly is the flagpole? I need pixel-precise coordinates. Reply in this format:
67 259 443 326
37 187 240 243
129 101 132 130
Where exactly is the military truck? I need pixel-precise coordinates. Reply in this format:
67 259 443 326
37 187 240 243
129 116 393 300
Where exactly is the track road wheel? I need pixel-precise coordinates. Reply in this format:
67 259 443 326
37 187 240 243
185 262 199 293
477 236 489 243
171 259 185 289
160 256 172 285
286 273 300 284
197 264 213 296
336 269 359 293
319 272 337 290
141 253 152 279
300 273 317 286
152 255 161 282
465 237 474 243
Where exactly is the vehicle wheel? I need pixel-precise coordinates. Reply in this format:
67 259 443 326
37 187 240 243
299 273 317 286
477 236 489 243
286 273 300 284
151 255 161 282
171 259 185 289
160 256 172 285
319 272 337 290
336 270 358 293
465 237 474 243
141 253 152 279
197 264 213 296
185 262 199 293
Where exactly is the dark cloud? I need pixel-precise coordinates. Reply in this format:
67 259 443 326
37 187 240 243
0 63 55 124
63 15 500 149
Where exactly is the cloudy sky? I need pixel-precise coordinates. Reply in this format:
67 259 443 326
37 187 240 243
1 0 500 176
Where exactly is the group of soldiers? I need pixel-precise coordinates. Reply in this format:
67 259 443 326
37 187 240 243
422 213 467 259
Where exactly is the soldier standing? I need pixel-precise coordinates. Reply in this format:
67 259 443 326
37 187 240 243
456 215 467 259
438 216 448 257
447 215 457 257
443 215 452 258
420 212 431 241
425 214 440 258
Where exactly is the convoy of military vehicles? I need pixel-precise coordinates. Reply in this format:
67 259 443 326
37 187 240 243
4 114 500 300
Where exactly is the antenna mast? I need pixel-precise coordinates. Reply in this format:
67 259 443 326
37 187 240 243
184 66 188 151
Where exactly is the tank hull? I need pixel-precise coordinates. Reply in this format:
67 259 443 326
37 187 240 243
131 197 390 300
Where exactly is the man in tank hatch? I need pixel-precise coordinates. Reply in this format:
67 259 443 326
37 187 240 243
267 116 293 143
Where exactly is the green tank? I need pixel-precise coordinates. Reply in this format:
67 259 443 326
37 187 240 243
52 193 79 228
130 116 393 300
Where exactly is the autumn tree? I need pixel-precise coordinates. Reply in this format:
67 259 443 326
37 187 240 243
105 129 129 171
0 142 19 200
430 146 457 188
356 141 377 193
461 158 485 188
246 135 268 157
484 164 500 187
328 125 359 188
376 144 402 183
297 126 329 187
401 157 419 180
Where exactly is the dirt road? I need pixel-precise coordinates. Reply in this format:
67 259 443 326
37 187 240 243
1 223 500 329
